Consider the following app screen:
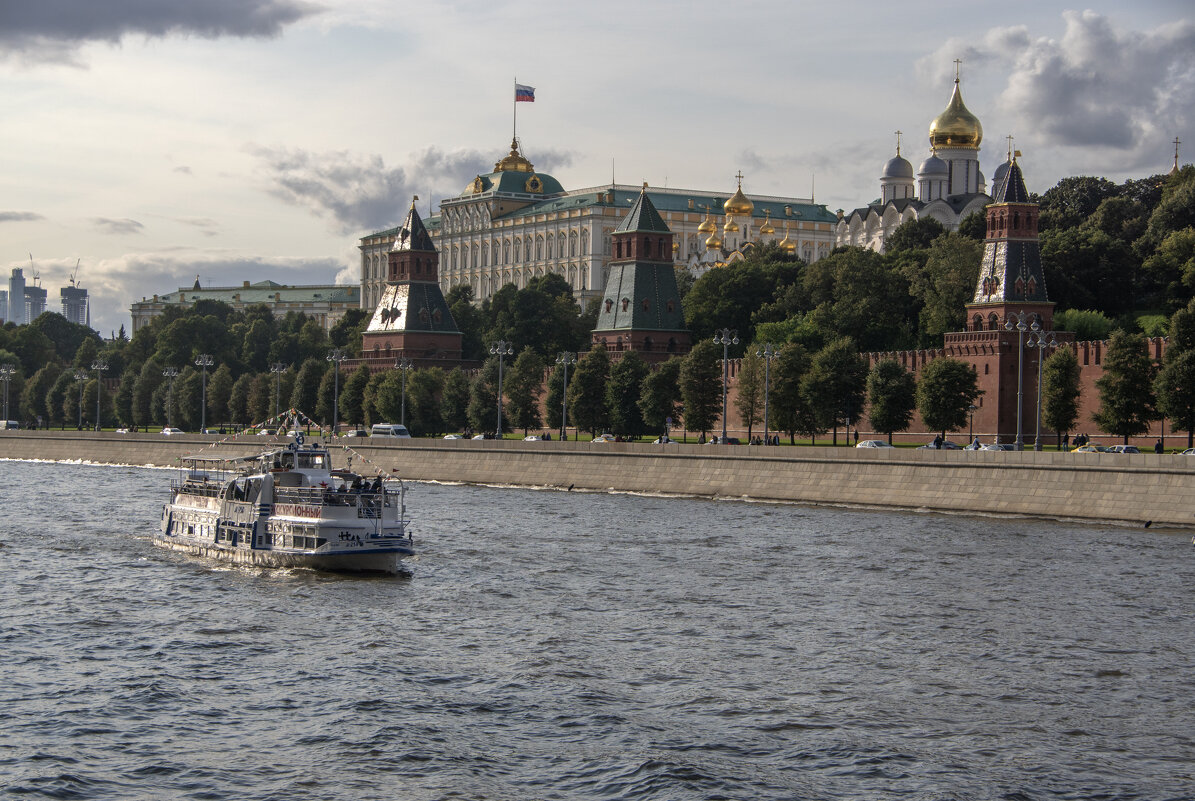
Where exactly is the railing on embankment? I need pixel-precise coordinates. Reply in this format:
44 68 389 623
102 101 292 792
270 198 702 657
3 431 1193 529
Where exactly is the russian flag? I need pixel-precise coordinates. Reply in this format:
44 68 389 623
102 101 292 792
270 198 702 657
515 83 535 102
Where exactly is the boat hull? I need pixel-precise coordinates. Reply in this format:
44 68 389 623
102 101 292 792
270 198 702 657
152 531 412 574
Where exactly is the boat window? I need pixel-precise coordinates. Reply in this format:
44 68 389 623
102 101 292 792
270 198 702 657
297 453 325 470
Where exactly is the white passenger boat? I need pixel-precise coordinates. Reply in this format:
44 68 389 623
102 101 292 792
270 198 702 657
158 436 414 573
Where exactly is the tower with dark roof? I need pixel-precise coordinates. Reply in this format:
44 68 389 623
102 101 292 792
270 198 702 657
361 198 462 365
590 185 691 361
966 157 1054 331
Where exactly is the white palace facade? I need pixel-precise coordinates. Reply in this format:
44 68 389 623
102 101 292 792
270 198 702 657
359 139 838 311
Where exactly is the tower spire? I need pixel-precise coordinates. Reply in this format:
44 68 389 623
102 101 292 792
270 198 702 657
1173 136 1182 174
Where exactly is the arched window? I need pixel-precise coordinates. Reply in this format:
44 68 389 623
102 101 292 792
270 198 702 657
644 237 652 257
988 312 999 330
973 314 983 331
569 231 578 257
503 240 511 263
482 242 489 267
535 236 543 260
546 236 554 260
580 229 588 255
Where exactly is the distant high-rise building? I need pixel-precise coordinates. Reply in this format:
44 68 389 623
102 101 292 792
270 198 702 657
0 289 7 323
8 268 26 326
61 285 90 327
24 283 47 322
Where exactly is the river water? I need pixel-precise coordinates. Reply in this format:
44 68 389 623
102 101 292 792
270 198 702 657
1 460 1193 800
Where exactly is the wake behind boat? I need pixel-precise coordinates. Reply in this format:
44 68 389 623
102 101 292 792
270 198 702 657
158 434 414 573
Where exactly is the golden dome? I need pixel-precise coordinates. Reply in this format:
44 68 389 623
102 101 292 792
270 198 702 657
779 223 796 254
929 79 982 149
759 210 775 236
697 208 716 234
494 138 535 172
723 176 754 216
705 230 723 250
723 216 739 233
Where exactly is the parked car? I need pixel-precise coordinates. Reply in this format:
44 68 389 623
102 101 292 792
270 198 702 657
855 439 895 448
592 433 616 442
1071 444 1110 453
980 443 1016 451
115 427 130 434
917 440 962 450
652 435 673 444
706 436 741 445
1180 448 1195 455
344 429 368 438
523 435 542 441
1 420 22 430
443 434 465 440
370 423 411 439
161 427 184 435
1105 445 1141 454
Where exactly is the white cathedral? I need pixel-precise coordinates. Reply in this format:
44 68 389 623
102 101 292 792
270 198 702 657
835 74 1012 252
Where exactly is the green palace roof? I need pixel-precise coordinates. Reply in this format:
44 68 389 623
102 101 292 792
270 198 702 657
148 281 358 305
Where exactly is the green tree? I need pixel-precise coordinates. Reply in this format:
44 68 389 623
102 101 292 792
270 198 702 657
638 357 682 438
228 373 253 426
207 364 234 426
1054 309 1115 341
684 257 800 344
1038 175 1121 232
1093 330 1157 443
446 285 485 362
1041 227 1137 316
679 339 722 437
328 308 370 356
248 373 273 425
315 365 339 427
505 350 546 434
407 368 445 437
1154 304 1195 447
957 210 987 240
545 360 567 433
885 216 945 253
21 364 61 427
362 370 388 427
441 368 471 433
467 358 500 434
567 345 611 436
290 358 326 418
801 337 868 444
605 350 649 438
132 360 165 429
341 365 371 427
173 368 202 431
1041 347 1081 448
866 359 916 443
114 367 137 427
770 342 816 443
916 358 981 440
904 234 983 344
734 349 764 439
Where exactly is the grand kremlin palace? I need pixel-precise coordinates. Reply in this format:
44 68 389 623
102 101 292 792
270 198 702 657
358 139 838 311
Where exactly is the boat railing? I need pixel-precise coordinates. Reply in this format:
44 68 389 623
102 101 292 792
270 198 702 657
171 479 222 498
273 485 388 513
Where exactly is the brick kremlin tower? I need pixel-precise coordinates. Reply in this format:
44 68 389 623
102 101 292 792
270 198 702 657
943 156 1070 444
591 184 691 361
361 198 462 366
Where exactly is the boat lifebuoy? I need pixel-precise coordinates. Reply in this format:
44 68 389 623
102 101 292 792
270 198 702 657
296 434 305 445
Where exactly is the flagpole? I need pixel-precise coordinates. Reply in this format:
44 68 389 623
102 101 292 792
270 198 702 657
512 77 517 144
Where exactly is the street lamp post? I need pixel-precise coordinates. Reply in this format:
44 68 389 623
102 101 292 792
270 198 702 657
489 341 513 438
91 359 108 431
1003 313 1035 450
395 356 414 427
195 354 214 433
0 365 16 423
327 348 347 435
162 367 179 429
968 404 978 443
1027 328 1058 451
713 328 739 442
270 362 287 423
757 343 776 445
555 351 576 441
74 369 88 429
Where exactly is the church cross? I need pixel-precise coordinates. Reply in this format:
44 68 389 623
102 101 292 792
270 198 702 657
954 59 962 81
735 170 745 187
895 130 903 155
1175 136 1182 169
1006 135 1014 162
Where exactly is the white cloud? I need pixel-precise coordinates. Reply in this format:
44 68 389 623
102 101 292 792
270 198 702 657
919 11 1195 166
91 217 145 235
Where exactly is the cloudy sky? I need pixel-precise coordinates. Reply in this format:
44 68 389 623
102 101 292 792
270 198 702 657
2 0 1192 336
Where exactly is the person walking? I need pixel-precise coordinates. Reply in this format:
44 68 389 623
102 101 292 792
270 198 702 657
1155 438 1164 454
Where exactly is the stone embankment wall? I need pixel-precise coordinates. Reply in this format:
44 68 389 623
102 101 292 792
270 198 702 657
3 431 1192 529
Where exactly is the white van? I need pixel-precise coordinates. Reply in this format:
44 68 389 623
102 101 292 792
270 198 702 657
0 420 20 430
370 423 411 439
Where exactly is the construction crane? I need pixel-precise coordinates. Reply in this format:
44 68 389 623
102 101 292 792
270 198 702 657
69 258 82 288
